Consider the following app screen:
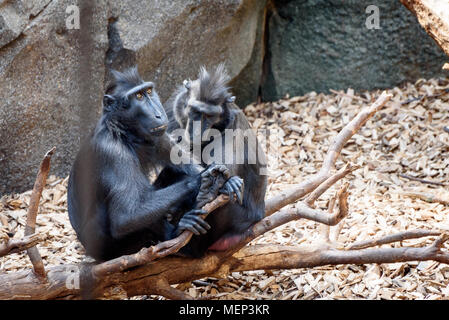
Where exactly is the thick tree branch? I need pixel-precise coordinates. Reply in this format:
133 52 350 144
1 234 448 300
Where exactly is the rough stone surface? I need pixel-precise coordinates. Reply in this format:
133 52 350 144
107 0 267 106
261 0 448 101
0 1 52 47
228 1 267 106
0 2 26 48
0 0 109 195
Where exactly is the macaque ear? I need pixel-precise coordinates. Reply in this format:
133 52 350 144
226 96 236 103
103 94 116 112
183 79 191 90
229 108 240 123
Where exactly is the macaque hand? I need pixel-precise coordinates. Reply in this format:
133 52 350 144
196 164 231 207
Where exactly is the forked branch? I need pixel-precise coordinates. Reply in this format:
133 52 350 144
0 234 45 258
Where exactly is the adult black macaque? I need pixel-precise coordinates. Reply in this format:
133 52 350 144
68 67 243 261
168 64 268 257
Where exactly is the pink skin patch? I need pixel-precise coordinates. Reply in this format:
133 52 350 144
208 235 242 251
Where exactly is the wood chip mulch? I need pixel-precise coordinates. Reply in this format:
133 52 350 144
1 77 449 299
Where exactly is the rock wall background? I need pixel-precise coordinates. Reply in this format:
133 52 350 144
261 0 448 101
0 0 446 194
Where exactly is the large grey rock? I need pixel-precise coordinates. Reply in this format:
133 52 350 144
107 0 267 105
228 1 267 106
261 0 448 101
0 1 26 47
24 0 53 17
0 0 109 195
0 0 51 47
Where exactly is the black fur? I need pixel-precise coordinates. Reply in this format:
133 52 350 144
168 65 268 257
197 64 232 105
68 67 213 261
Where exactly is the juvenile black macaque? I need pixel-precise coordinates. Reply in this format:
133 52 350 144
68 67 242 261
168 64 268 257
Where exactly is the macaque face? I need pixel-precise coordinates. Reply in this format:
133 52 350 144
184 96 223 145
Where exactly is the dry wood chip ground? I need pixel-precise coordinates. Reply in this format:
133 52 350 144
1 78 449 300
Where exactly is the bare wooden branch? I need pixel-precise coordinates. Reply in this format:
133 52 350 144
305 163 357 206
1 235 449 300
214 183 351 262
432 234 449 249
399 173 447 187
265 92 392 215
400 0 449 57
24 147 55 279
294 184 349 226
399 191 449 206
0 234 45 258
319 193 338 243
347 229 442 250
330 219 345 243
141 278 194 300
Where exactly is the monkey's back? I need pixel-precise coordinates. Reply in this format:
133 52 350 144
67 132 113 259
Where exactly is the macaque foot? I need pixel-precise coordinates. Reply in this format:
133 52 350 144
196 164 231 207
176 209 210 236
220 176 244 205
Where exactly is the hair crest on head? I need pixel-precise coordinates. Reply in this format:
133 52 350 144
107 66 144 97
195 63 232 105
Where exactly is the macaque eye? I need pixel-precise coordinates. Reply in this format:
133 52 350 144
136 92 143 100
146 88 152 95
